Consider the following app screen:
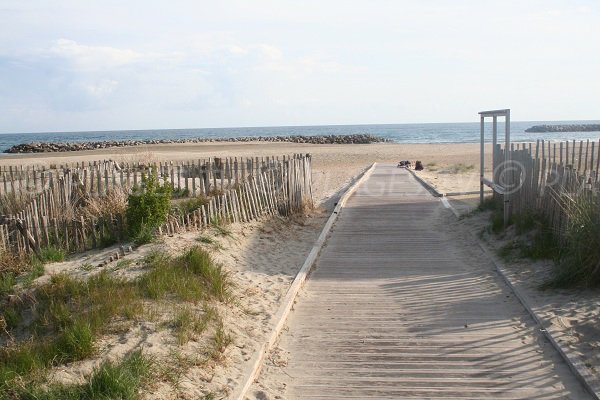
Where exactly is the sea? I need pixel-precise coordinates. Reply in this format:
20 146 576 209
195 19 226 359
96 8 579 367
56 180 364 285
1 120 600 153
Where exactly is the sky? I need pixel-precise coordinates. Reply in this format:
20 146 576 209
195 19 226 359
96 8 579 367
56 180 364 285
0 0 599 133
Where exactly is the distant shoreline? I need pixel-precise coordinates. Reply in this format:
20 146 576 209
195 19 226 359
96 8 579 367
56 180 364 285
3 134 388 154
2 121 600 152
525 124 600 133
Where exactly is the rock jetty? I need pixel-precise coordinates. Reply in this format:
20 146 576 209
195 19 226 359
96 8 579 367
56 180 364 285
4 134 389 154
525 124 600 133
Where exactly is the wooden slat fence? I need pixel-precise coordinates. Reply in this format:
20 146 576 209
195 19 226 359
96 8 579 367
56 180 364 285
0 154 313 256
495 139 599 241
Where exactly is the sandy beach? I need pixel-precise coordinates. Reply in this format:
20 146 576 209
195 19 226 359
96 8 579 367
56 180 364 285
0 142 494 200
5 141 598 398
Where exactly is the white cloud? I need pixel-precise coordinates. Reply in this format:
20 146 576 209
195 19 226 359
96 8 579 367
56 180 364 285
49 39 142 69
82 79 119 97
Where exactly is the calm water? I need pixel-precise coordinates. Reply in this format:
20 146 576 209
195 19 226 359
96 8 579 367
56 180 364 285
1 120 600 153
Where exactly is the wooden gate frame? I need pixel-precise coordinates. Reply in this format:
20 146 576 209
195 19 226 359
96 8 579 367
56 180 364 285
479 109 511 225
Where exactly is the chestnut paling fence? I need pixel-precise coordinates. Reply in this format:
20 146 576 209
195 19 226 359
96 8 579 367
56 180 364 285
0 154 313 256
494 139 600 241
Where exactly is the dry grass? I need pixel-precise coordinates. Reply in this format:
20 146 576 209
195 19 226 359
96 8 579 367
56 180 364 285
0 191 36 215
545 192 600 288
0 250 31 275
79 187 128 220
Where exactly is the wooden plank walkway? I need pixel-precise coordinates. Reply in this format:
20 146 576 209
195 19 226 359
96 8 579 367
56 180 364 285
254 164 591 399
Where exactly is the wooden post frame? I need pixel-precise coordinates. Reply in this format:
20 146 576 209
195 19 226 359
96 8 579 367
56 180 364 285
479 108 511 226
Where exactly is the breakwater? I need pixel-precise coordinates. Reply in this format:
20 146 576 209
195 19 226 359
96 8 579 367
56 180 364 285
525 124 600 133
3 134 388 154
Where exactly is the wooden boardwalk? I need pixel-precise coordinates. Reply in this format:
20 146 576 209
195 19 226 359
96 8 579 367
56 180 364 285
256 165 591 399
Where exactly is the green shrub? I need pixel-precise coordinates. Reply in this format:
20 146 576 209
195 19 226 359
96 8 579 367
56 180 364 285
126 168 171 240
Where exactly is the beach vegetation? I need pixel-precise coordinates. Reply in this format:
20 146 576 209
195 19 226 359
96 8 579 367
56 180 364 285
210 320 232 360
139 246 231 302
38 246 66 263
0 271 143 396
213 224 232 237
126 168 171 240
170 187 190 199
0 191 36 216
477 195 501 212
13 350 152 400
544 193 600 288
171 195 209 216
1 244 232 398
0 251 45 294
80 187 128 220
197 235 215 244
172 305 216 345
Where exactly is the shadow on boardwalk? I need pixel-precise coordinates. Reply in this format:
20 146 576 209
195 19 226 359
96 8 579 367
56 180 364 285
250 165 592 400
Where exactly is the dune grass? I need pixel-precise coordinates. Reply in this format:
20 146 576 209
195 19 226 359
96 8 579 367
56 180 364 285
0 271 142 393
543 193 600 288
15 350 152 400
139 247 231 303
172 305 218 345
1 245 232 398
481 191 600 288
171 195 209 216
38 246 66 263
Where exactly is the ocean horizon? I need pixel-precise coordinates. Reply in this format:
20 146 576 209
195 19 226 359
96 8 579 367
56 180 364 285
1 120 600 153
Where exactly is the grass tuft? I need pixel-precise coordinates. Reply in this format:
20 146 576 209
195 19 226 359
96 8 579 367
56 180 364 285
139 246 231 303
172 195 209 216
213 225 232 237
196 235 215 244
38 246 66 263
83 350 152 399
172 305 215 345
209 320 232 361
544 193 600 288
17 350 152 400
132 224 155 246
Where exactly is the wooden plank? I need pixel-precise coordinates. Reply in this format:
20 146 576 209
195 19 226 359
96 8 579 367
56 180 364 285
585 139 590 174
578 140 584 171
